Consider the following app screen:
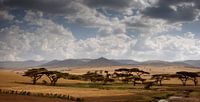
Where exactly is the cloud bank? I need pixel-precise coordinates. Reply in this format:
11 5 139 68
0 0 200 61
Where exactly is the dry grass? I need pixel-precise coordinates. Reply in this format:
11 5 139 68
66 65 200 75
0 65 200 102
0 70 132 98
0 94 72 102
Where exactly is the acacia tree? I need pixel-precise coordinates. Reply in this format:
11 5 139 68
114 68 131 84
176 71 199 86
103 71 114 85
151 74 170 86
129 68 150 85
114 68 149 85
82 71 103 82
23 68 47 85
82 70 114 85
42 71 69 86
129 68 150 76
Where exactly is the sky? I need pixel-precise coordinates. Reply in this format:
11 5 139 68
1 0 200 61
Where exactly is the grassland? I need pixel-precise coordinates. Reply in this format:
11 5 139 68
0 94 71 102
0 65 200 102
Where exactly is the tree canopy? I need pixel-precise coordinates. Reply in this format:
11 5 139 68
176 71 199 86
23 68 47 84
41 71 69 86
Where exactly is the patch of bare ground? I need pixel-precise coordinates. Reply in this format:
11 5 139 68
0 94 72 102
85 95 136 102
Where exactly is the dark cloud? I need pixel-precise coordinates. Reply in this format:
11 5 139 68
143 0 200 22
1 0 77 14
1 0 150 16
83 0 132 9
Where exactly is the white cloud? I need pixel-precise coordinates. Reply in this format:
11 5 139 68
1 20 200 61
74 34 136 59
1 1 200 61
0 11 75 61
123 15 182 35
131 33 200 61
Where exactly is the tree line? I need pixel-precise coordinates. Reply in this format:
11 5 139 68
23 68 200 88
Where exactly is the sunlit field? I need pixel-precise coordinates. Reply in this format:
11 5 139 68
0 65 200 102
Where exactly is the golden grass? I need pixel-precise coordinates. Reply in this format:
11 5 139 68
0 70 132 98
66 65 200 75
0 65 200 101
0 94 71 102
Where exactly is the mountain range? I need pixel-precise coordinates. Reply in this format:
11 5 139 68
0 60 48 68
0 57 200 68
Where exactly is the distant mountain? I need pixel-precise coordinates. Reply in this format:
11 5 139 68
79 59 92 63
40 60 60 67
0 60 48 68
40 59 86 67
140 60 193 67
140 60 171 66
183 60 200 68
36 57 123 68
114 59 139 65
83 57 123 67
1 58 200 69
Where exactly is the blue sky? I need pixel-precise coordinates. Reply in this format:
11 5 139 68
1 0 200 61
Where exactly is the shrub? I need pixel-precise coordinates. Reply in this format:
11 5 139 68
69 96 75 101
0 89 84 101
152 93 174 100
26 92 31 95
76 97 84 102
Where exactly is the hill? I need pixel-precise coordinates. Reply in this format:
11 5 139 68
139 60 193 67
1 58 200 68
113 59 139 65
82 57 123 67
0 60 47 68
40 59 86 67
183 60 200 68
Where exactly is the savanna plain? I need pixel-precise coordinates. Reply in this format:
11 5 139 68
0 65 200 102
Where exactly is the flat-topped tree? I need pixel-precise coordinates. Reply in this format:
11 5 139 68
82 71 103 83
23 68 47 85
151 74 170 86
82 70 114 85
42 71 69 86
128 75 143 86
115 68 129 73
113 68 149 85
129 68 150 78
176 71 199 86
113 68 130 80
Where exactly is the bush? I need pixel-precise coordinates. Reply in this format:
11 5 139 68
69 96 75 101
26 92 31 95
0 89 84 101
152 93 174 100
76 97 84 102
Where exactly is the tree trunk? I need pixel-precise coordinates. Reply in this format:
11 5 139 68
159 80 162 86
33 77 37 85
103 79 107 85
182 81 186 86
193 77 198 86
52 78 58 86
53 81 56 86
50 80 54 86
180 78 187 86
133 79 136 86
